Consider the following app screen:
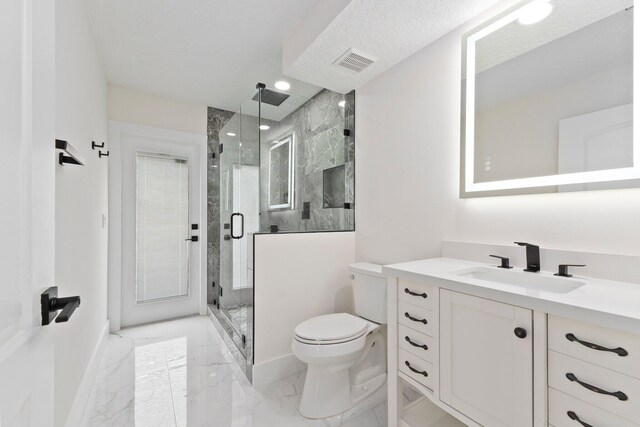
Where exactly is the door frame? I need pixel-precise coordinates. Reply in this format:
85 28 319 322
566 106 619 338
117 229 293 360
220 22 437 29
108 121 208 331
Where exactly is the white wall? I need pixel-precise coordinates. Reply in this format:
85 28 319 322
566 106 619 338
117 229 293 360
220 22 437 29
108 85 207 134
253 232 355 385
355 0 640 265
54 0 108 425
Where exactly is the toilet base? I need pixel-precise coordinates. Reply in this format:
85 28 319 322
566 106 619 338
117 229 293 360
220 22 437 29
298 331 387 419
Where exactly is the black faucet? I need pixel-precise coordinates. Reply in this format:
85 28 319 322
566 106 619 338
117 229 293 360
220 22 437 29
514 242 540 272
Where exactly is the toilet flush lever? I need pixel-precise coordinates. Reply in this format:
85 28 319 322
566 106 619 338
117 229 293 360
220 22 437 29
348 274 355 280
41 286 81 325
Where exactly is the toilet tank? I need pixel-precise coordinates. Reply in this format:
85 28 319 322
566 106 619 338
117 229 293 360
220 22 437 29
349 262 387 324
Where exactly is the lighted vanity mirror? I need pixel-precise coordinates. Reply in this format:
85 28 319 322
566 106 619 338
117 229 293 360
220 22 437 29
268 134 294 210
461 0 638 197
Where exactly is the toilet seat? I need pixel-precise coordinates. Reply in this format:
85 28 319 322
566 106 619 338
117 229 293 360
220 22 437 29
294 313 368 345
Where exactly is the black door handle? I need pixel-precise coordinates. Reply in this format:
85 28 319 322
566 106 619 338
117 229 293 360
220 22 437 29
230 212 244 239
405 336 428 350
566 333 628 357
565 373 628 401
185 236 199 242
404 288 427 298
404 312 427 324
41 286 81 325
405 361 428 377
567 411 594 427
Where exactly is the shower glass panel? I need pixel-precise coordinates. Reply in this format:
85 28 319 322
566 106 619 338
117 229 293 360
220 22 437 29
209 86 354 381
216 101 258 362
259 89 354 232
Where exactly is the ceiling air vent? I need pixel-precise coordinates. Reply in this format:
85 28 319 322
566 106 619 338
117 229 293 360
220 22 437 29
333 48 377 73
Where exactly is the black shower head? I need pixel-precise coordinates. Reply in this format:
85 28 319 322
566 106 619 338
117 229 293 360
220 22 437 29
252 88 289 107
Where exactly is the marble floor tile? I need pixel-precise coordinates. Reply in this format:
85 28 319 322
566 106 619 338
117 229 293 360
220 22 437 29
80 316 387 427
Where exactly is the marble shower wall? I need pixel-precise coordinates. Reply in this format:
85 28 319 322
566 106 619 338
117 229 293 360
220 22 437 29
260 89 355 232
207 107 234 305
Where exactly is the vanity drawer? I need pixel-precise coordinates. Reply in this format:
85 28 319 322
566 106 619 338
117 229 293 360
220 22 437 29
549 315 640 379
549 351 640 423
399 324 435 363
398 300 435 337
549 388 638 427
397 279 435 310
399 349 434 391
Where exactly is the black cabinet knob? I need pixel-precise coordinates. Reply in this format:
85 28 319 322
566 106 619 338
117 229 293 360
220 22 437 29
514 327 527 339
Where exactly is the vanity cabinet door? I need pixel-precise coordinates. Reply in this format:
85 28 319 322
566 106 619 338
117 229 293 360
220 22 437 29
440 290 533 427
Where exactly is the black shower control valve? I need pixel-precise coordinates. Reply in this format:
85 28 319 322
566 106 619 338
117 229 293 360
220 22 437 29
91 141 104 150
98 150 109 158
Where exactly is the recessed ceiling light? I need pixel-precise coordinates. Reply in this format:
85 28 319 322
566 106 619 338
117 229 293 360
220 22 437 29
518 0 553 26
338 100 346 108
226 132 236 136
274 81 290 91
259 125 270 130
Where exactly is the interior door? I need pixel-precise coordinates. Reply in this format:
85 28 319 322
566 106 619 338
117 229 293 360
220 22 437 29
440 290 533 427
121 132 201 327
0 0 56 425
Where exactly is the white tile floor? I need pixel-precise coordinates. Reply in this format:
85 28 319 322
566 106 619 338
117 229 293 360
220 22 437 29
81 316 387 427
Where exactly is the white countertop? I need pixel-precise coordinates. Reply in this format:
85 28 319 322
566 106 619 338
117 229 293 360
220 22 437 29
383 257 640 335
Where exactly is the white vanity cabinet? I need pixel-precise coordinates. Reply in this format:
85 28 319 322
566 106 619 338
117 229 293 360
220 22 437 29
385 257 640 427
440 290 533 427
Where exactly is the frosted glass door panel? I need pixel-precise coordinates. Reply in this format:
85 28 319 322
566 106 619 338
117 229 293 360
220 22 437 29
136 153 190 303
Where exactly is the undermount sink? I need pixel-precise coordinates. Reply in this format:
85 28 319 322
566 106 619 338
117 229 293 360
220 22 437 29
453 266 586 294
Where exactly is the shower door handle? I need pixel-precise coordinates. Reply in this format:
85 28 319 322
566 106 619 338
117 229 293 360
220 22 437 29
230 213 244 239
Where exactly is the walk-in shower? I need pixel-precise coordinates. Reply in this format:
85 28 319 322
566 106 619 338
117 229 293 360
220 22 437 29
206 84 355 381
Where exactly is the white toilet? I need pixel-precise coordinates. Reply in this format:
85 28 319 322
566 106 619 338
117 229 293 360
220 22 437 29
292 262 387 419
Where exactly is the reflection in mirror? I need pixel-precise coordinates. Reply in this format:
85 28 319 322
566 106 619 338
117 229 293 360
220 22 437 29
462 0 638 196
268 134 294 209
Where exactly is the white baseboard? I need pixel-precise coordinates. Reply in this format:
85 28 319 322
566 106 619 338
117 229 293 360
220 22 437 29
65 320 110 427
252 353 306 389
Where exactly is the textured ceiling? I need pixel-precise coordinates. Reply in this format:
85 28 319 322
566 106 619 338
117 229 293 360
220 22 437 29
83 0 323 112
282 0 503 93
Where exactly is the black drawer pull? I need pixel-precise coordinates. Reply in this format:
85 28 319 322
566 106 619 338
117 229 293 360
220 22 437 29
405 336 428 350
404 288 427 298
404 312 427 324
567 411 594 427
566 333 628 357
565 373 628 401
405 361 428 377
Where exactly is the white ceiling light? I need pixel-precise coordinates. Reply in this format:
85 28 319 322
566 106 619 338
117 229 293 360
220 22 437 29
274 81 291 91
226 132 236 136
338 100 346 108
517 0 553 26
259 125 270 130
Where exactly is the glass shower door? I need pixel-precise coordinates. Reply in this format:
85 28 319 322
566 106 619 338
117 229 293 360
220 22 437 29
218 106 259 357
